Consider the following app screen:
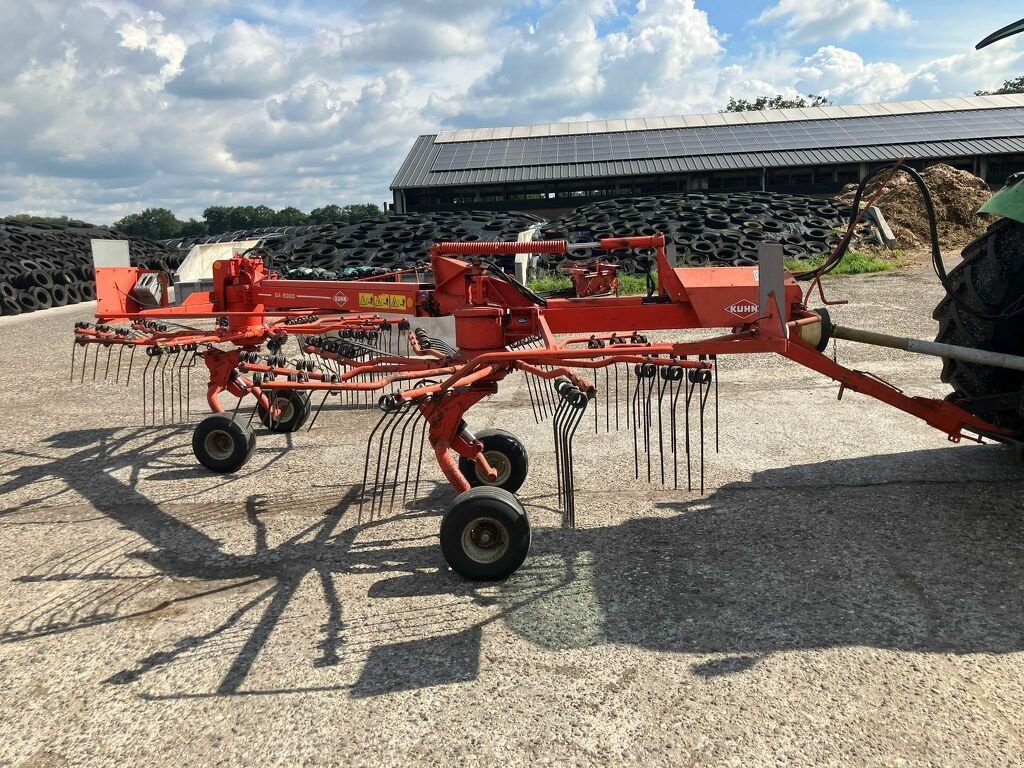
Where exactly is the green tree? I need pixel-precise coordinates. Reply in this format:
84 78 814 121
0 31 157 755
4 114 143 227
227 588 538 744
976 75 1024 95
274 206 310 226
309 204 345 224
112 207 182 239
203 206 233 235
721 94 832 112
6 214 94 227
179 218 207 237
341 203 381 223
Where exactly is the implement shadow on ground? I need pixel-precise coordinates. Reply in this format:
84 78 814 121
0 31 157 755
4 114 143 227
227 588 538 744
0 426 481 700
495 444 1024 673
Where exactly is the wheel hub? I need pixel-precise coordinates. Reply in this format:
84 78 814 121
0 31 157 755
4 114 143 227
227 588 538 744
477 450 511 486
461 517 509 564
204 429 234 461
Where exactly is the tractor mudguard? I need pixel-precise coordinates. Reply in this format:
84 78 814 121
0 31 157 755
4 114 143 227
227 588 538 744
978 173 1024 225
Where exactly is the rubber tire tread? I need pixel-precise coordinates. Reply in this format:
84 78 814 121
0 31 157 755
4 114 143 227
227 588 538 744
439 486 530 581
932 217 1024 431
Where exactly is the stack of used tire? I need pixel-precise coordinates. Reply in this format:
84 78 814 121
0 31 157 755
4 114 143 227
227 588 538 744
267 211 545 275
536 192 846 274
160 225 320 251
0 220 182 316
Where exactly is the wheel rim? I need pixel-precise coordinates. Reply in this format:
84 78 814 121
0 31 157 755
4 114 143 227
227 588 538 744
271 397 294 424
460 517 509 564
203 429 235 461
475 450 511 486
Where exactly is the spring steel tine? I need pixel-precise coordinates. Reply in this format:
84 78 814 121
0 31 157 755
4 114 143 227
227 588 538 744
126 346 136 387
625 363 631 430
631 367 642 480
167 351 176 423
388 406 419 510
614 364 620 431
413 412 428 497
360 406 393 520
563 389 589 528
552 385 569 510
685 367 695 492
79 341 88 384
376 404 414 518
176 351 186 421
524 371 541 424
92 341 100 382
70 341 77 384
160 352 170 425
644 367 656 483
713 354 720 453
307 391 331 432
700 369 713 495
594 381 599 434
103 345 113 381
368 405 406 519
402 405 421 502
140 354 152 425
605 366 610 433
534 373 549 420
657 372 668 486
669 368 684 490
115 344 125 384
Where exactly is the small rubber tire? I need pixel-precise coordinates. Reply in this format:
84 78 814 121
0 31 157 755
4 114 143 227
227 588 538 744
192 414 256 473
440 486 531 581
257 389 312 433
459 428 529 493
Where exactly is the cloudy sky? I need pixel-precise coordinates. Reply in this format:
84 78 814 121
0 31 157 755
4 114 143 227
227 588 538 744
2 0 1023 223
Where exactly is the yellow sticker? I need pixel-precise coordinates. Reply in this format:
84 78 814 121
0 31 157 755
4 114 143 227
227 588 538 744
359 292 409 310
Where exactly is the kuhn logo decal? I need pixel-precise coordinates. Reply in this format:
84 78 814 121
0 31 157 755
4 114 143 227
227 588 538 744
725 301 758 318
333 292 349 307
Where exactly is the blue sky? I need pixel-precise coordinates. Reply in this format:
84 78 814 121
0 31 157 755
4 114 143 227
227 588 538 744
1 0 1023 222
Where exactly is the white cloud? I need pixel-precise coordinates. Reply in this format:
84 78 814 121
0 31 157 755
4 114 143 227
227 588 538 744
756 0 912 42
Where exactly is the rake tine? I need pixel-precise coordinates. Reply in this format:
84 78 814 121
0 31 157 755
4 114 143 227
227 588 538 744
368 404 405 520
524 371 541 424
159 352 169 425
360 405 392 521
126 346 136 387
614 363 620 432
104 345 113 382
116 344 125 384
685 366 695 493
669 367 684 490
80 342 89 384
402 404 421 503
563 388 589 529
631 366 642 480
657 370 668 486
388 406 418 510
605 366 610 433
141 354 152 425
552 384 568 510
167 351 176 424
700 369 710 495
70 341 77 384
413 410 428 498
92 341 100 382
307 391 331 432
644 366 656 483
713 354 720 453
374 403 409 518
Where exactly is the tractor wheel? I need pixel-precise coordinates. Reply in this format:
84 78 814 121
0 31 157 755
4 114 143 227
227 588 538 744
192 414 256 473
257 389 311 433
933 217 1024 432
440 486 531 581
458 428 529 493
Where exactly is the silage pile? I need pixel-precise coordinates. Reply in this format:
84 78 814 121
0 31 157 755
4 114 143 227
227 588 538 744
836 163 993 251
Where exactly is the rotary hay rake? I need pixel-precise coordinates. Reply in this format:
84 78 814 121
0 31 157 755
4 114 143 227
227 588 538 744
71 167 1024 580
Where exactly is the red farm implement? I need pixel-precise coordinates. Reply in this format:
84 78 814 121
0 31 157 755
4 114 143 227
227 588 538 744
72 165 1024 580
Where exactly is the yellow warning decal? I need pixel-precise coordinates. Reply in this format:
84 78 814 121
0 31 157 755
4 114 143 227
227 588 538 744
358 293 412 310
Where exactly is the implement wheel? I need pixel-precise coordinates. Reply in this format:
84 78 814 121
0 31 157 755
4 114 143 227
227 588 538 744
440 487 530 581
458 428 529 493
933 218 1024 432
257 390 311 433
193 414 256 473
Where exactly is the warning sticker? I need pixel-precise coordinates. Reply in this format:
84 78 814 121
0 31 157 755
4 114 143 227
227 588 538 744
359 293 411 310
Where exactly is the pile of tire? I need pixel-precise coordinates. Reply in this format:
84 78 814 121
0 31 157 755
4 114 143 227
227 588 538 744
160 225 320 251
536 192 846 274
266 211 545 275
0 220 182 316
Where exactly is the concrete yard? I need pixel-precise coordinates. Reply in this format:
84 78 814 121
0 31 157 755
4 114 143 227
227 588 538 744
1 266 1023 766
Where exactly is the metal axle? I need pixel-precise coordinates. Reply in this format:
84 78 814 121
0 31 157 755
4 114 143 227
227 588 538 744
831 324 1024 373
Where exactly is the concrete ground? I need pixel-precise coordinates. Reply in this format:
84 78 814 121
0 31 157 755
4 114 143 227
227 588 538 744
1 265 1022 767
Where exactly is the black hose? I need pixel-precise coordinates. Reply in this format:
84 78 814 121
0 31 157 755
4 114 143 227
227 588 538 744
799 161 1024 321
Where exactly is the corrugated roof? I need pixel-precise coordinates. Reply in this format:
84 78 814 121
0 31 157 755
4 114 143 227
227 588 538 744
433 94 1024 143
393 136 1024 189
392 99 1024 191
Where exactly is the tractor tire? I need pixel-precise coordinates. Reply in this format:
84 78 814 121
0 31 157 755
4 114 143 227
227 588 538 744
933 217 1024 432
